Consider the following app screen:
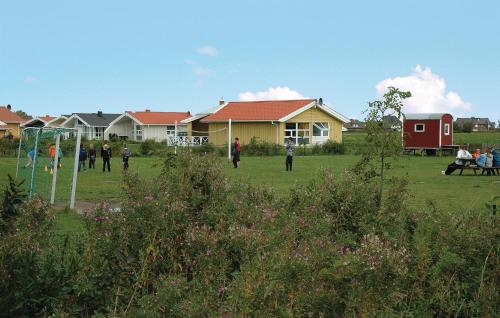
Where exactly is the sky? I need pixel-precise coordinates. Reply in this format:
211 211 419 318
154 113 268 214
1 0 499 123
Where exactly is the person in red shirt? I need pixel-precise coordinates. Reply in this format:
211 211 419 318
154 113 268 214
232 137 241 168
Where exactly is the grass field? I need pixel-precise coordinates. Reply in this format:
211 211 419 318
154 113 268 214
343 131 500 148
1 154 499 214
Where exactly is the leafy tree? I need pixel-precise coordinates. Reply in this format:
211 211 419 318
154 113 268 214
0 174 26 233
461 120 473 133
364 87 411 207
15 110 31 120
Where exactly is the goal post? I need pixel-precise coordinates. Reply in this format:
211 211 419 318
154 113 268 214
15 127 80 208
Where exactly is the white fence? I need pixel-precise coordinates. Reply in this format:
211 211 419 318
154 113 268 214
167 136 209 146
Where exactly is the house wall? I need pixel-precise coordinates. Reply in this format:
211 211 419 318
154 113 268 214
3 123 21 137
441 114 453 146
106 119 133 140
143 125 167 142
403 119 440 148
287 107 343 143
207 122 279 146
206 108 344 146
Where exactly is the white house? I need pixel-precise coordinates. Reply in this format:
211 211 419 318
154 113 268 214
104 110 192 142
62 111 120 140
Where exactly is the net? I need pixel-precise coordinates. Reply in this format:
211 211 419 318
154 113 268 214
16 127 79 207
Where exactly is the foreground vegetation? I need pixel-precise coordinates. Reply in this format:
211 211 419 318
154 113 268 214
1 153 498 317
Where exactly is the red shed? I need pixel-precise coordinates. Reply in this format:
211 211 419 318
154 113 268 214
403 113 454 149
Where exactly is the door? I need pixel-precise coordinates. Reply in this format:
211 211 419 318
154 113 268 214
312 122 329 144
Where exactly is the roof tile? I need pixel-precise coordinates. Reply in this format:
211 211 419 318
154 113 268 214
0 106 26 123
201 99 314 122
128 111 191 125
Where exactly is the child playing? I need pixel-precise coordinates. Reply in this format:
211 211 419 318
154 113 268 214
122 144 132 170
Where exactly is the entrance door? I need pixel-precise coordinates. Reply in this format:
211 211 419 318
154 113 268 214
312 122 329 144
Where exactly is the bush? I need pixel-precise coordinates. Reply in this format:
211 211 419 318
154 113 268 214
241 137 283 156
1 153 498 316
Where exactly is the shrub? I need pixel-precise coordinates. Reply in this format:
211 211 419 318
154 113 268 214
241 137 283 156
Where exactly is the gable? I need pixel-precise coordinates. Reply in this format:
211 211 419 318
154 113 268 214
286 107 341 123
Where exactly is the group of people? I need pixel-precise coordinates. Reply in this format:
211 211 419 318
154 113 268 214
445 144 500 175
78 143 131 172
232 136 296 171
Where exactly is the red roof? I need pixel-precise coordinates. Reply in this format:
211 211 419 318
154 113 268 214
201 99 315 122
39 115 56 122
127 111 191 125
0 106 25 123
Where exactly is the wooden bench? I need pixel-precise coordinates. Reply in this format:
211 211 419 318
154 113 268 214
459 166 480 175
481 166 500 176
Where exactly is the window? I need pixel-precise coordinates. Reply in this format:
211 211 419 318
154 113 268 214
444 123 450 135
94 127 102 139
414 123 425 132
284 122 309 145
313 122 329 137
166 125 187 137
135 125 142 141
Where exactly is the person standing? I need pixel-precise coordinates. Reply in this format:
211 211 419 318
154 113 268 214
48 143 56 174
25 148 36 168
78 144 87 172
122 144 132 171
101 143 112 172
88 143 96 169
232 137 241 168
285 137 295 172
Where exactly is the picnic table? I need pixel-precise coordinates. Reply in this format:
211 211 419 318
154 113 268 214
457 158 499 176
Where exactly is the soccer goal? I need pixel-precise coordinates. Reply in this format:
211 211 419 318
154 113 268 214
15 127 82 209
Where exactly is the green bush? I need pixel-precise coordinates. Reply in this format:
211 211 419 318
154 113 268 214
241 137 284 156
1 153 498 316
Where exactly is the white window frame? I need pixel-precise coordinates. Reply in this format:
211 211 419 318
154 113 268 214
313 122 329 137
94 127 103 139
284 122 310 145
444 123 450 135
135 125 143 141
414 123 425 133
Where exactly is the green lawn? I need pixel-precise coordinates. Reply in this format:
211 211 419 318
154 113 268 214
1 155 499 214
343 131 500 148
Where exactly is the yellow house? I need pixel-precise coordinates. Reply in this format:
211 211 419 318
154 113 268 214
183 99 349 146
0 105 26 138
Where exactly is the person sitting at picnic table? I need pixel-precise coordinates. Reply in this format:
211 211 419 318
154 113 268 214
492 146 500 167
445 144 472 175
472 148 481 161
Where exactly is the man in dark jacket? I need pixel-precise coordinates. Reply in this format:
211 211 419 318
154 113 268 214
101 143 112 172
78 144 87 172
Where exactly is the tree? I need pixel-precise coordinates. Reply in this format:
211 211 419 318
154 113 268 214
364 87 411 207
15 110 30 120
0 174 26 234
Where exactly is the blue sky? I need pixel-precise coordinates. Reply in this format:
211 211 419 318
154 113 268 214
1 0 499 122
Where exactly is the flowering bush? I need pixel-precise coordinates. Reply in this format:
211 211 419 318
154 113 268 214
1 152 498 317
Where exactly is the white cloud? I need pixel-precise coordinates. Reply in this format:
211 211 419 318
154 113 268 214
376 65 471 114
196 45 218 57
238 86 306 101
24 76 37 83
185 60 215 77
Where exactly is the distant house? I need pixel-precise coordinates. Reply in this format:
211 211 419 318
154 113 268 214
183 99 349 146
0 105 26 138
403 113 454 149
344 119 366 131
455 117 495 132
383 115 402 131
61 111 121 140
21 115 57 128
104 110 192 142
46 115 69 128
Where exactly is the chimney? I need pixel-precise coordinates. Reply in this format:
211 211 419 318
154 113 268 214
7 104 11 110
97 111 103 117
145 109 151 112
318 98 323 106
219 98 225 106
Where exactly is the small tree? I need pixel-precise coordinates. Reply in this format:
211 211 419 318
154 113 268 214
0 174 26 234
364 87 411 207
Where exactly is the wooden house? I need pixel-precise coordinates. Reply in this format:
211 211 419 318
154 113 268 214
403 113 454 149
104 110 191 142
184 99 349 146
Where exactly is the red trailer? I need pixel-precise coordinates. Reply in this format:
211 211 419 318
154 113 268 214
403 113 454 151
